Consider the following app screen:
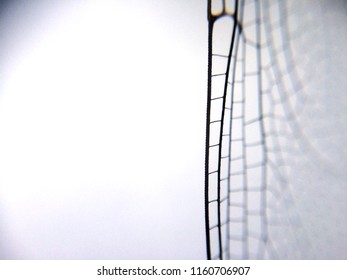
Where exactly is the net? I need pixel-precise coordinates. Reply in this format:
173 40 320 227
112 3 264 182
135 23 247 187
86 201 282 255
204 0 347 260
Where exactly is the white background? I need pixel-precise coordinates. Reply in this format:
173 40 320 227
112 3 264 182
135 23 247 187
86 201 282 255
0 0 207 259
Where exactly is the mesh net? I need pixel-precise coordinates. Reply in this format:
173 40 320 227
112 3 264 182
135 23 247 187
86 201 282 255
205 0 347 260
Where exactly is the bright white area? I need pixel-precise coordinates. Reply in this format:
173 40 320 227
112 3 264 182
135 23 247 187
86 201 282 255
0 0 207 259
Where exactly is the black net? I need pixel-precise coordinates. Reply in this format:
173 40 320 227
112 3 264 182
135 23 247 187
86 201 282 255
205 0 347 259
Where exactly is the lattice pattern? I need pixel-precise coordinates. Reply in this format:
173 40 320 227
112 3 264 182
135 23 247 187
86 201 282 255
204 0 346 260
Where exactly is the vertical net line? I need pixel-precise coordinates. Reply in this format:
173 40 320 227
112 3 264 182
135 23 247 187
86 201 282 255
255 0 268 258
240 27 249 259
215 0 239 261
204 0 213 261
225 3 244 260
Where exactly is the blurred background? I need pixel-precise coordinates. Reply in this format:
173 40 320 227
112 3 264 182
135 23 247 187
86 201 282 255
0 0 207 259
